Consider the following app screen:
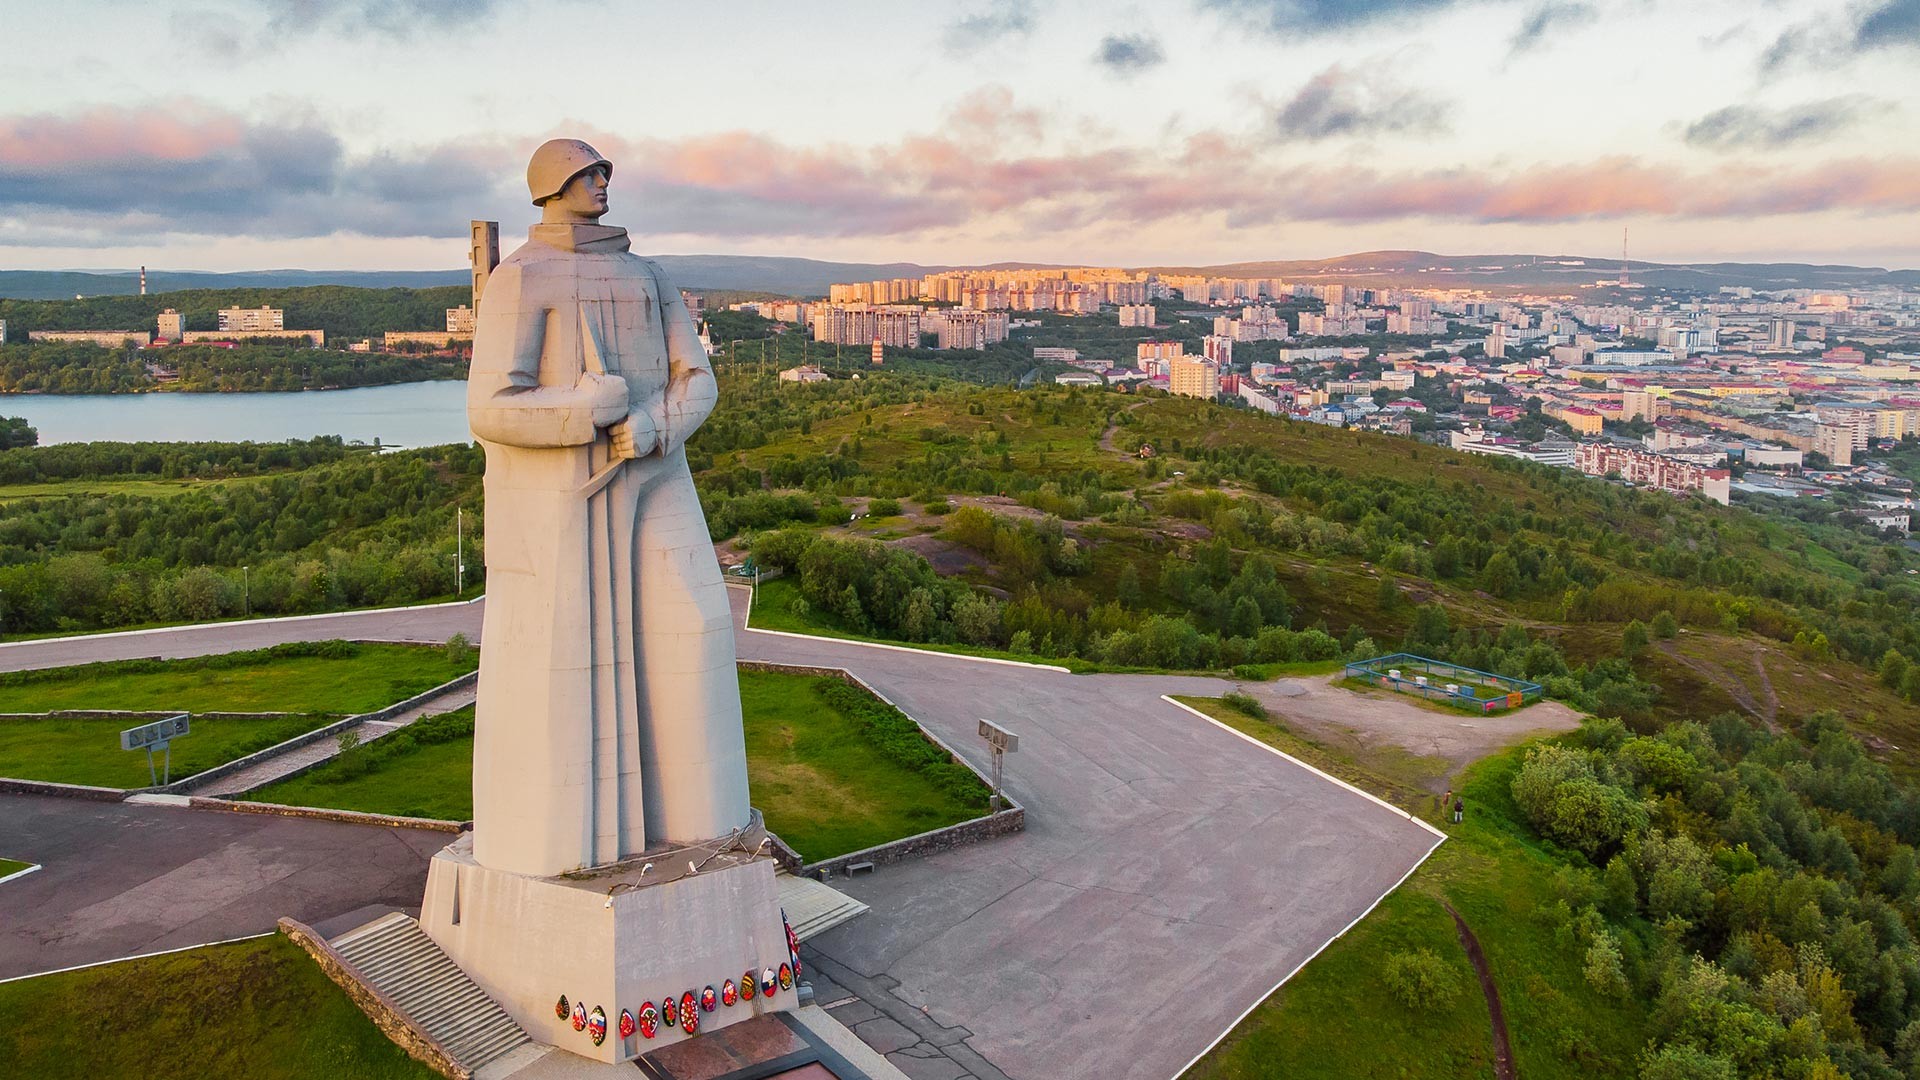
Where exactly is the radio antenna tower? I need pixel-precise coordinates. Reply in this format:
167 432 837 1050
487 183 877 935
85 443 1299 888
1620 227 1629 287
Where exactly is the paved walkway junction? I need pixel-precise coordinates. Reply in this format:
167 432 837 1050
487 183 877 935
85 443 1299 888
0 590 1441 1079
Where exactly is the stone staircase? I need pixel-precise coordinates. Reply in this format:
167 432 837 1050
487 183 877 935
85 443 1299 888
777 873 871 942
330 912 533 1076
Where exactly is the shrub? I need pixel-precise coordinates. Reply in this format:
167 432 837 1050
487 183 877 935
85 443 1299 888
1584 931 1628 996
1381 948 1462 1009
1220 691 1267 719
813 680 985 806
444 632 475 666
867 497 901 517
1651 610 1678 639
1511 744 1647 859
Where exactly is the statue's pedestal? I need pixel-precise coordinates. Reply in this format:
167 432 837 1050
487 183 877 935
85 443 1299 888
420 823 796 1064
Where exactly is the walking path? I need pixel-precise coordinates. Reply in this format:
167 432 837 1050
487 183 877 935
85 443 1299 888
190 680 480 797
0 590 1444 1080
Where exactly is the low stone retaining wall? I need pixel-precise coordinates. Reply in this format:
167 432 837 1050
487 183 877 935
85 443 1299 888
804 804 1025 879
738 660 1027 878
193 797 468 833
279 917 470 1080
0 671 478 801
0 777 128 801
165 671 477 795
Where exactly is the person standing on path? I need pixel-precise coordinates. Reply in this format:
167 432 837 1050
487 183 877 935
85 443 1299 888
1441 789 1453 821
1452 797 1465 824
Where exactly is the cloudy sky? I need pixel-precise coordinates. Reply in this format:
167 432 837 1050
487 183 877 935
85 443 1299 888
3 0 1918 271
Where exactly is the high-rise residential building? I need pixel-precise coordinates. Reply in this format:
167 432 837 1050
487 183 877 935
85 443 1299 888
1203 334 1233 364
1169 356 1221 400
156 309 185 343
1118 304 1157 328
1621 390 1660 422
930 308 1009 350
1813 423 1855 466
218 306 284 332
446 305 476 334
811 304 923 348
1486 323 1507 359
1768 317 1795 350
1136 341 1184 370
0 319 7 345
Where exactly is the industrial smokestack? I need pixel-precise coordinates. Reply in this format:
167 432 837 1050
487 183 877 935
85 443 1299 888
139 266 147 296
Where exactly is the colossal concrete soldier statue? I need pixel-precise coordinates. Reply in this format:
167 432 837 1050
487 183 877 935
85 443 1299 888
465 138 750 877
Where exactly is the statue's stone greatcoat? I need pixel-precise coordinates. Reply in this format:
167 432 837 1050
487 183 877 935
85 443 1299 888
466 220 747 876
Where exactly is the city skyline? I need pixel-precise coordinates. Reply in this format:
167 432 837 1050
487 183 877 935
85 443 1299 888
3 0 1919 272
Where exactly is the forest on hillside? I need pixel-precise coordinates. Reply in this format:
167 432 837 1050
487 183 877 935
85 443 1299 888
0 284 470 340
0 342 464 393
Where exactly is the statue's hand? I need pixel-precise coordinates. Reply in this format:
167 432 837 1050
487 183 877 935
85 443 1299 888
582 372 630 426
608 411 658 461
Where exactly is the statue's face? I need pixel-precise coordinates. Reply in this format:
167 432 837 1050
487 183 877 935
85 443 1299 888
553 165 610 219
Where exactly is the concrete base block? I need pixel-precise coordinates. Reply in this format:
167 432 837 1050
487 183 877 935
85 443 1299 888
420 830 796 1064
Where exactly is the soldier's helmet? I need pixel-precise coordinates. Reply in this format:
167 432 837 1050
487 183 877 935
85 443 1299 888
527 139 613 206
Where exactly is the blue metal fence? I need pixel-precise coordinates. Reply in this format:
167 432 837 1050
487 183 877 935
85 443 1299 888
1341 653 1544 713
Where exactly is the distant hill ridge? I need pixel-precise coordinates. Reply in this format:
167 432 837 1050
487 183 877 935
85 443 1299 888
1 250 1912 301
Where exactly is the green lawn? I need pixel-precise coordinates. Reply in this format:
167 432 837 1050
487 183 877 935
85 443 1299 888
0 935 440 1080
0 641 475 714
0 711 336 788
249 671 991 861
0 857 32 879
0 642 478 788
1181 696 1650 1080
245 709 477 821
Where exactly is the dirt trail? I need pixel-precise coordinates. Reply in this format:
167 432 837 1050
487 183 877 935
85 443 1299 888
1097 400 1149 455
1444 901 1516 1080
1655 641 1781 731
1753 649 1781 726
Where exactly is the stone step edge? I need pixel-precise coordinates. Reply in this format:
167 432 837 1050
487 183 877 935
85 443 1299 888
278 916 477 1080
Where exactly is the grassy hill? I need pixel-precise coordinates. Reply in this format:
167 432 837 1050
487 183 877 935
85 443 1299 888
690 369 1919 758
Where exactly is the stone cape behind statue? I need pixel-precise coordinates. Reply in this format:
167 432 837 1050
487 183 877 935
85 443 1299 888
463 137 752 878
420 139 792 1064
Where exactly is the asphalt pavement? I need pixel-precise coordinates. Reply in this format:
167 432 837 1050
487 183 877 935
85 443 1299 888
0 589 1442 1079
0 796 448 979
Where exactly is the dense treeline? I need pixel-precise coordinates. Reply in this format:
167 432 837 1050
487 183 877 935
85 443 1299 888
0 284 470 340
0 342 146 392
1516 714 1920 1077
0 445 480 632
0 342 463 394
0 438 354 485
0 416 35 449
152 344 465 392
697 378 1914 696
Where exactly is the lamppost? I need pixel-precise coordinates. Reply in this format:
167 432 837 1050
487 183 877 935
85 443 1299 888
243 565 250 618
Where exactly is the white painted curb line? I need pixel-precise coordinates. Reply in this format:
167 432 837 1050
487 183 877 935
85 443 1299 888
0 862 41 887
1158 692 1449 1078
1172 833 1445 1078
0 596 483 651
0 931 275 985
1160 695 1446 839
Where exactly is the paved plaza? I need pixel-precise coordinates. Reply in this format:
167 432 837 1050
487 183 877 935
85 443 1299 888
0 592 1442 1078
